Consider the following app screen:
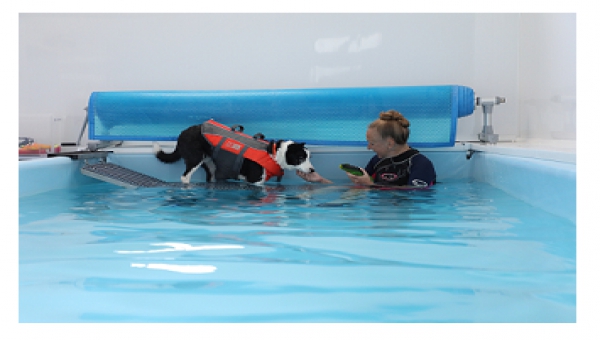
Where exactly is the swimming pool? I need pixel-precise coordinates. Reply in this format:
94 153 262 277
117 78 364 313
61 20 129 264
18 144 576 322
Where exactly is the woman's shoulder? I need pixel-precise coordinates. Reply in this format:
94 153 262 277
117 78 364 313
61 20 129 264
409 150 437 183
410 151 434 168
407 148 431 163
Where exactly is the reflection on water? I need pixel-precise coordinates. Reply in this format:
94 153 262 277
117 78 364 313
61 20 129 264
19 180 576 322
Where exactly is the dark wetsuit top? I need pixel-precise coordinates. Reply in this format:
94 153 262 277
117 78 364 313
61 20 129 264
364 148 436 187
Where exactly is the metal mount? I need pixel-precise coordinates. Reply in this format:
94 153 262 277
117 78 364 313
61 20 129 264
77 105 122 151
87 140 123 151
476 96 506 144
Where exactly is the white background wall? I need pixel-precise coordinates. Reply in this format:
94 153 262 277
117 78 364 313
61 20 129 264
18 13 575 147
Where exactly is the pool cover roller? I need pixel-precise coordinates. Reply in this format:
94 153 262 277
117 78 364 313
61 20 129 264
87 85 475 147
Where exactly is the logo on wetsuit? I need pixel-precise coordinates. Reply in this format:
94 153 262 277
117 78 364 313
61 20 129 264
376 167 410 184
379 172 399 182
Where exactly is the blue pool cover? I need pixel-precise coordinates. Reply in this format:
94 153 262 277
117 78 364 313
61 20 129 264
88 85 475 147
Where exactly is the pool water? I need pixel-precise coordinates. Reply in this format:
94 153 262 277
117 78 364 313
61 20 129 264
19 180 576 322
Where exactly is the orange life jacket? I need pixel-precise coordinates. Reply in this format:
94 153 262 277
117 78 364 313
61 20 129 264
201 119 284 182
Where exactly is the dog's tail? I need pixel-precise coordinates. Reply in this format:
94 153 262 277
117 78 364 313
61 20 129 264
153 142 182 163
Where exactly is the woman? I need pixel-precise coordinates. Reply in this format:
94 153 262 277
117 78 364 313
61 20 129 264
297 109 436 188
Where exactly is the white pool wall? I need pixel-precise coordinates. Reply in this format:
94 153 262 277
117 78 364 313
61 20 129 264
19 157 97 197
470 152 575 224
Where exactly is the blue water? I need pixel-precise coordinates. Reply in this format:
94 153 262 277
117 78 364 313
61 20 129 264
19 180 575 322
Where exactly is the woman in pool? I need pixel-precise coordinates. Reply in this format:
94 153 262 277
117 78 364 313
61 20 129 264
297 109 436 188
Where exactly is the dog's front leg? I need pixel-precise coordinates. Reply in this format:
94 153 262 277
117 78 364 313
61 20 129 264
182 159 206 184
181 164 200 184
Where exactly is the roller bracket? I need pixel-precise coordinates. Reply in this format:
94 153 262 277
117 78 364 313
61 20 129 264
476 96 505 144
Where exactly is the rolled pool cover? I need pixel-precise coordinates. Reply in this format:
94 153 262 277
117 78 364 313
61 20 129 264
87 85 474 147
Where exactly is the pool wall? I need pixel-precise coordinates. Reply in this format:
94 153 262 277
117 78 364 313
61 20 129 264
19 156 98 197
19 144 575 223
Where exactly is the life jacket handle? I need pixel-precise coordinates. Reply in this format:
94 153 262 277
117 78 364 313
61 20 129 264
230 124 244 132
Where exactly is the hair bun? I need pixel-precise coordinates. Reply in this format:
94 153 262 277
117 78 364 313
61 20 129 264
379 110 410 128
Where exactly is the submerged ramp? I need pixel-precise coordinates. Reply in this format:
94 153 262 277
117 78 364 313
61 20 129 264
81 162 315 191
81 163 170 188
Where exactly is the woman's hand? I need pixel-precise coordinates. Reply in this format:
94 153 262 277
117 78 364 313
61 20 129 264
346 168 372 186
296 170 333 184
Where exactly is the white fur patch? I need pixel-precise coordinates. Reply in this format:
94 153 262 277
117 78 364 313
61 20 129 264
181 162 203 184
255 169 267 185
274 141 293 167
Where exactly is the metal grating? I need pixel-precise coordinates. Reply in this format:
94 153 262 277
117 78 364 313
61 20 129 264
80 162 314 191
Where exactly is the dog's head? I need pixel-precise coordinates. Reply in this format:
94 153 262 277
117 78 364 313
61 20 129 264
272 140 315 173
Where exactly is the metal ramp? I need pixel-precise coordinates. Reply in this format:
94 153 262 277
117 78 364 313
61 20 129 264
81 162 171 189
49 150 183 189
80 161 274 191
50 151 313 191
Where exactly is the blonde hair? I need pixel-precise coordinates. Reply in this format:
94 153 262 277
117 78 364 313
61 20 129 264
368 109 410 145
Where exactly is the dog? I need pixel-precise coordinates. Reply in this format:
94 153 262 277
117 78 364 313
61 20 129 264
153 119 315 185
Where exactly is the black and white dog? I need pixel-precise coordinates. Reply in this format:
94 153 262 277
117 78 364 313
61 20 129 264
153 120 315 185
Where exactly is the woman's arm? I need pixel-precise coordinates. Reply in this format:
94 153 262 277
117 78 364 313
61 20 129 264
296 170 333 184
